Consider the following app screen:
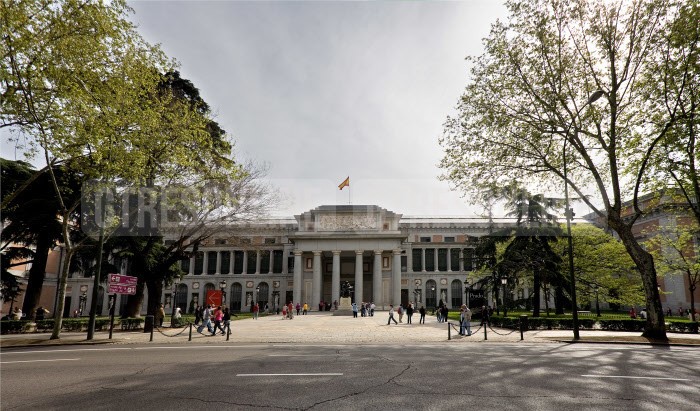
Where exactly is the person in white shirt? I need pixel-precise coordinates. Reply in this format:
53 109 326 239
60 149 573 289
387 305 398 325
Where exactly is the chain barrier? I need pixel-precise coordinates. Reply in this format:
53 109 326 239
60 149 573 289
448 321 482 339
487 324 519 336
154 322 191 338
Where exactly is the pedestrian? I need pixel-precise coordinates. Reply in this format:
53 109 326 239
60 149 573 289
464 306 473 335
155 303 165 327
406 303 414 324
211 306 226 336
194 305 202 325
370 302 375 317
629 307 637 319
282 304 287 319
303 302 308 315
287 302 294 319
666 307 672 317
223 307 236 335
481 305 490 326
640 308 647 320
419 305 426 324
352 302 358 318
398 304 404 323
253 303 259 319
296 302 301 316
197 305 214 334
360 302 366 317
387 304 398 325
13 307 22 320
442 305 449 324
35 306 48 321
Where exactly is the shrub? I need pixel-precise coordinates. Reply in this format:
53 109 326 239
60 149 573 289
120 318 144 330
666 321 698 334
598 319 646 332
0 321 27 334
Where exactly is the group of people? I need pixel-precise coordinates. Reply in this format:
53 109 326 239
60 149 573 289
194 304 236 336
386 302 427 325
351 302 376 318
665 307 699 321
280 302 297 319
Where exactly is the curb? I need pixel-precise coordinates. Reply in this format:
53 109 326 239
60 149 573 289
545 338 700 347
1 339 123 350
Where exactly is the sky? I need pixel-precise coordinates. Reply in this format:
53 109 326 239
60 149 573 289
123 0 510 217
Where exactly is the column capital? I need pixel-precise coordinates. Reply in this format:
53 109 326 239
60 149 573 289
373 250 383 255
392 249 402 255
313 250 322 256
332 250 341 256
294 250 303 256
355 250 364 255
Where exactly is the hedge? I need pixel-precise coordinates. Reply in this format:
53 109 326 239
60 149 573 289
1 318 137 334
488 316 698 333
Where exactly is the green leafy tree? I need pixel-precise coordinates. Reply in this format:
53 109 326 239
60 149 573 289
440 0 677 339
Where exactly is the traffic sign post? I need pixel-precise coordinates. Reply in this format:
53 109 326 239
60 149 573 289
107 273 137 338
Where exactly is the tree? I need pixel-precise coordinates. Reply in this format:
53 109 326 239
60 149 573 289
440 0 676 339
647 223 700 319
552 224 644 310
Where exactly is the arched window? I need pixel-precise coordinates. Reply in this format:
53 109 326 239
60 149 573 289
257 282 269 310
425 279 437 309
231 282 242 311
451 279 463 308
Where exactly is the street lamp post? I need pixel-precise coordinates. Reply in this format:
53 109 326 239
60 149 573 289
464 278 470 309
171 278 180 319
79 284 89 316
594 285 601 317
562 89 604 340
255 286 260 306
430 285 436 313
501 276 508 317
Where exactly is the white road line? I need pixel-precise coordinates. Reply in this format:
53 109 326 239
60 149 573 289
236 373 343 377
581 375 690 381
0 345 261 355
1 358 80 364
0 347 132 355
267 354 348 357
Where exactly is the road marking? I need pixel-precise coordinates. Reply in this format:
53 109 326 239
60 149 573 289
1 358 80 364
267 354 349 357
236 373 343 377
581 375 690 381
0 348 132 355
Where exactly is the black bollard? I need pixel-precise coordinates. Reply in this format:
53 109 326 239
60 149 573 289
448 322 451 340
226 323 230 341
146 315 154 342
188 323 192 341
520 315 528 341
484 320 488 341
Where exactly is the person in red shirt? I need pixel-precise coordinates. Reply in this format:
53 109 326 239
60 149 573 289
253 303 259 320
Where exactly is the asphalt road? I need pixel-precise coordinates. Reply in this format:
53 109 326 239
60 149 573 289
1 343 698 410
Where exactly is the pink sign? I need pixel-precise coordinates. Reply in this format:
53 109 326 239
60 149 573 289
108 284 137 295
108 273 137 286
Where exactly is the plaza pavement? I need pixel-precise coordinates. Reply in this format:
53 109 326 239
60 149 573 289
1 311 699 348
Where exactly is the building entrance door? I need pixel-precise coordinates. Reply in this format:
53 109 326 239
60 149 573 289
401 289 409 307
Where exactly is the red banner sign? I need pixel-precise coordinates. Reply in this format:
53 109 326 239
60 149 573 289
108 284 136 295
206 290 222 307
108 273 137 294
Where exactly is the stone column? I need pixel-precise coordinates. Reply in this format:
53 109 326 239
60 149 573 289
229 250 234 275
407 245 413 272
355 250 363 303
268 251 273 274
392 250 401 306
446 248 452 272
331 251 341 304
312 251 322 309
421 248 426 272
255 251 261 274
373 250 382 308
293 251 302 304
216 251 222 275
282 247 289 274
459 248 464 272
202 252 209 275
434 248 439 272
242 251 248 274
189 255 194 275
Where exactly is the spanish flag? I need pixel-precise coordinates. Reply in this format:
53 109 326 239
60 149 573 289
338 176 350 190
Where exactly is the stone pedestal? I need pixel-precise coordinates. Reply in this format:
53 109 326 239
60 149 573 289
333 297 353 316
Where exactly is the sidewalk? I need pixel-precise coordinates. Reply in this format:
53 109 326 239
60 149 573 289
2 312 698 348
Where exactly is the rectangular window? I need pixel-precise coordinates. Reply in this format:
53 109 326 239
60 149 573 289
438 249 447 271
401 256 407 272
412 249 422 272
194 252 204 275
305 257 312 270
463 248 474 271
233 251 244 274
247 251 257 274
180 258 190 274
273 250 284 273
260 250 270 273
207 251 217 274
450 249 460 271
444 237 455 243
425 248 435 272
264 238 276 244
287 256 295 273
382 256 390 269
220 251 231 274
420 236 431 243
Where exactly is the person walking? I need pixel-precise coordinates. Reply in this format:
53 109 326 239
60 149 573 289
397 304 404 323
282 304 287 319
211 306 226 336
419 305 426 324
387 304 398 325
197 305 214 334
480 305 490 326
253 303 259 320
303 302 308 315
155 303 165 327
296 302 301 316
406 303 414 324
287 302 294 319
370 302 376 317
223 307 237 335
463 306 472 335
352 302 358 318
360 303 366 317
194 305 202 326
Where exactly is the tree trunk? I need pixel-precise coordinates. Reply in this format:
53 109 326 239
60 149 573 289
21 232 52 321
554 285 565 315
689 272 696 321
145 277 162 316
50 249 74 340
610 217 667 340
532 269 541 317
123 277 145 318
